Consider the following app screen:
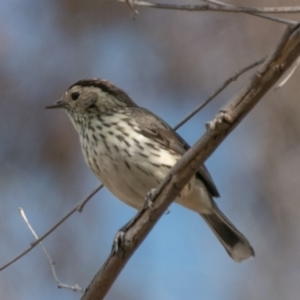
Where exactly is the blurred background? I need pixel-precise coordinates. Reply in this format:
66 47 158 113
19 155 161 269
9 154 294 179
0 1 299 299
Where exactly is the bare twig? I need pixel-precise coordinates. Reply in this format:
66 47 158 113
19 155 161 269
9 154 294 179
119 0 300 14
118 0 299 25
173 56 266 130
202 0 297 26
241 13 296 26
19 208 83 292
81 25 300 300
202 0 300 13
0 184 103 272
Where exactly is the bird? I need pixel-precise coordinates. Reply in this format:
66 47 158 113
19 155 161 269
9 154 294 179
46 78 254 262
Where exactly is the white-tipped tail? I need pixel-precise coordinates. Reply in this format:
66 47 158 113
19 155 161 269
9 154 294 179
201 203 254 262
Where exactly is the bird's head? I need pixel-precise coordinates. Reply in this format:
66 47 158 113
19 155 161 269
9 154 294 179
46 78 137 116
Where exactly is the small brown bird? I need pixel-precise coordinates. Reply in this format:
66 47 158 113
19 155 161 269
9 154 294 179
47 78 254 262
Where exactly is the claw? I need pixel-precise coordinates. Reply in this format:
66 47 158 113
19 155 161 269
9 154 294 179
206 110 232 130
145 188 156 209
112 231 125 254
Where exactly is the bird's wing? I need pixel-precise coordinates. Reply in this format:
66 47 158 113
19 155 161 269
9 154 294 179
129 107 220 198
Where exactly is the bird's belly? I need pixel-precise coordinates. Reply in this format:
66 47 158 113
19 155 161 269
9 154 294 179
81 133 178 210
103 153 174 210
80 127 212 213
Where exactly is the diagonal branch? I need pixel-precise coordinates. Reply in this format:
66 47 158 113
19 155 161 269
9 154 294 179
81 24 300 300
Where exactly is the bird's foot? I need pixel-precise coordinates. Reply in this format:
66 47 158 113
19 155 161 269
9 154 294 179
112 230 126 255
144 188 156 210
112 215 140 255
206 110 232 130
144 188 171 214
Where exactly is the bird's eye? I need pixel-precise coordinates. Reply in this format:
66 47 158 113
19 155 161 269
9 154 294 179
71 92 80 101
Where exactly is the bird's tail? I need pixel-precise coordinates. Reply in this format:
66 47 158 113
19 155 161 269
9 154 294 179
201 203 254 262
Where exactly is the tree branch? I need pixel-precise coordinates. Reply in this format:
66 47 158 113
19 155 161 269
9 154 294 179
202 0 297 25
120 0 300 14
119 0 298 25
81 24 300 300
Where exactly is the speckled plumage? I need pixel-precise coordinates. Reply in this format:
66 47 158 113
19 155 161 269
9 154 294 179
47 78 254 262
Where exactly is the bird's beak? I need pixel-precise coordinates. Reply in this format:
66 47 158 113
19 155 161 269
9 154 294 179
45 100 68 109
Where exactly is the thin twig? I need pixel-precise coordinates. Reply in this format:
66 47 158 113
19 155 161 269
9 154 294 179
173 56 266 130
0 184 103 272
19 208 83 292
202 0 300 13
119 0 300 14
118 0 298 25
202 0 298 26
